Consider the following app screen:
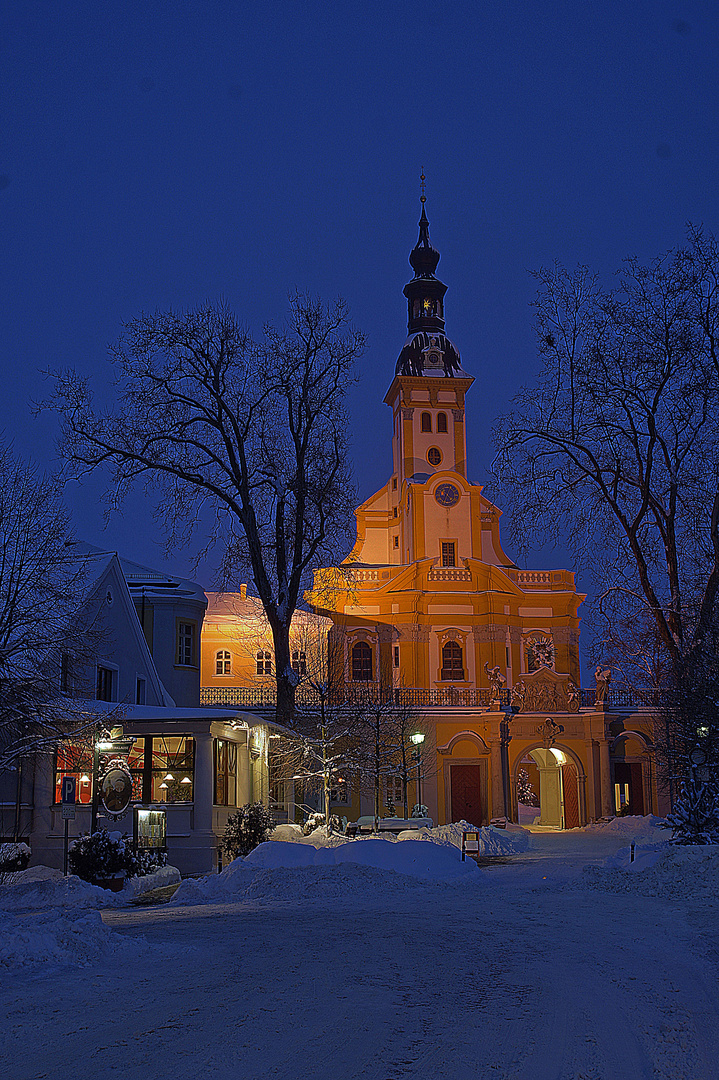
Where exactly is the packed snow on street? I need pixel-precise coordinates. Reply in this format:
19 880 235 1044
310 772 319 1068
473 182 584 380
2 817 719 1080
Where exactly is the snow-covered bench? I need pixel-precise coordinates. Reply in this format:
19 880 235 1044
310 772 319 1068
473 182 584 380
345 816 433 837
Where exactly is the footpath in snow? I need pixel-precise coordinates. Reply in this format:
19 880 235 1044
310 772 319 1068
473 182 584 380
2 816 719 1080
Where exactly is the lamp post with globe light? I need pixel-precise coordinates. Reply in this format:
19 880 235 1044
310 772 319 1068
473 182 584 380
410 732 425 814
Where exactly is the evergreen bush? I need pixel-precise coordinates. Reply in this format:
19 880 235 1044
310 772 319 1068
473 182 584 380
68 830 135 883
68 830 167 883
222 802 275 860
666 778 719 844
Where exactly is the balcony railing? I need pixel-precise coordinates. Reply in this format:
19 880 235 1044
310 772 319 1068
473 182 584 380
200 684 659 711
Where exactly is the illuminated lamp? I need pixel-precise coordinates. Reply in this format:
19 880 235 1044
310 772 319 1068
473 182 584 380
180 776 192 784
80 774 90 783
163 773 174 781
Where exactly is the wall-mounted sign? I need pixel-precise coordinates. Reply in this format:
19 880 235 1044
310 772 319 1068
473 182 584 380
99 762 133 817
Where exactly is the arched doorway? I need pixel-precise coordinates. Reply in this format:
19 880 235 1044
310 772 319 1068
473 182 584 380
611 732 652 816
515 746 582 829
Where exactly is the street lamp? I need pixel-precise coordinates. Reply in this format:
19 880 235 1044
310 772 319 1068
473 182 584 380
410 732 425 813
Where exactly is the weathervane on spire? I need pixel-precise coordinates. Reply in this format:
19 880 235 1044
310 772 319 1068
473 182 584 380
420 168 426 205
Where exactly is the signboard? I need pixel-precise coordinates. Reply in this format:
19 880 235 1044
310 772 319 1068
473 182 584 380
134 807 167 851
61 776 77 805
99 762 133 817
62 805 76 820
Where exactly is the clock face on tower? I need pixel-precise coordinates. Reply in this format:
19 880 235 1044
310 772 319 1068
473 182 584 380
434 483 460 508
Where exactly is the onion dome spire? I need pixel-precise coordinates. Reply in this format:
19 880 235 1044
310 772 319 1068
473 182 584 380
403 172 447 333
409 173 441 279
395 173 465 377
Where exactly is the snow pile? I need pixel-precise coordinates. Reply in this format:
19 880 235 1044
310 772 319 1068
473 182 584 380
398 821 531 855
172 858 257 904
581 814 667 838
172 836 481 906
121 864 181 898
0 864 181 909
582 843 719 900
0 871 112 911
0 908 161 970
247 838 479 880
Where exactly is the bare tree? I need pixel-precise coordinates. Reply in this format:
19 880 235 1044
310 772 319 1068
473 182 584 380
491 228 719 688
50 295 365 722
0 446 111 842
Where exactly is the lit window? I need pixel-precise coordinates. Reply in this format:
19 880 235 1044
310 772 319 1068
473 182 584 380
256 651 272 676
437 412 448 433
427 447 441 466
292 650 307 677
177 622 196 667
442 542 456 567
351 642 372 682
214 739 237 807
441 641 464 681
54 742 94 805
421 412 432 433
151 736 194 803
216 649 232 676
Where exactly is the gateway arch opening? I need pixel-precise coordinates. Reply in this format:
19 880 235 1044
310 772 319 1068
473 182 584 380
517 748 581 829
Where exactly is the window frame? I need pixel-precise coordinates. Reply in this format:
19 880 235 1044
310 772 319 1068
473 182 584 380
176 620 197 668
437 412 448 433
440 640 464 682
351 641 373 682
256 650 272 677
420 411 432 433
215 649 232 676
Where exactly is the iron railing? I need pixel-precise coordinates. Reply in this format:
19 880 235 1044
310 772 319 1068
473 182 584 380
200 684 659 711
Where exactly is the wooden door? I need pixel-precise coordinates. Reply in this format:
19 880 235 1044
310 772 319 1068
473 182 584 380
450 764 482 825
562 763 580 829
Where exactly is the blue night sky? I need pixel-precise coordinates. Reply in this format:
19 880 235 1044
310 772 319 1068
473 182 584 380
1 1 717 670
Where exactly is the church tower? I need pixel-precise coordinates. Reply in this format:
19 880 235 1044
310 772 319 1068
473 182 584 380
310 188 583 694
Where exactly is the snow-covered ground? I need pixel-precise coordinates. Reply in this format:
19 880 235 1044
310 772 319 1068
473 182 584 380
2 818 719 1079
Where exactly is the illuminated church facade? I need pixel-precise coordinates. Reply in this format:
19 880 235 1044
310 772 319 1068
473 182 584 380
307 193 659 829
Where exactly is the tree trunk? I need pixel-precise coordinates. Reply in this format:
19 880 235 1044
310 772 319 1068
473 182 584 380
268 618 296 725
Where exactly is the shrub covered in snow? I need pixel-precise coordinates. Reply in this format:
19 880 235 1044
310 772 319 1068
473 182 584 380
131 848 168 877
222 802 275 860
665 778 719 844
302 811 341 836
69 830 135 883
411 804 429 818
0 842 31 873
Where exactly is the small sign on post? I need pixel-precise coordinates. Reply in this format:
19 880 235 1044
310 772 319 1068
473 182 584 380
62 775 77 876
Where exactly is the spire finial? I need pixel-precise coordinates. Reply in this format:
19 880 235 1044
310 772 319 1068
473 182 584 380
420 168 426 205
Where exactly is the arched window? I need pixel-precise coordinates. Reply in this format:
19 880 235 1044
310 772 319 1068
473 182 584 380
421 412 432 433
291 650 307 677
351 641 373 682
216 650 231 676
441 641 464 681
437 412 448 433
256 651 272 676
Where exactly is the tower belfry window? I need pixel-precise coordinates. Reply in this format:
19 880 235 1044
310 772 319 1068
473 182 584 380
437 412 448 433
442 542 456 567
421 412 432 433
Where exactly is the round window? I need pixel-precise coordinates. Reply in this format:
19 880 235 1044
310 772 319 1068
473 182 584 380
427 447 442 466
